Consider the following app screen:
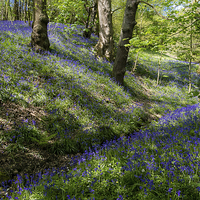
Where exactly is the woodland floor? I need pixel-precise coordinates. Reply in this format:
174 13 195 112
0 85 157 197
0 100 84 196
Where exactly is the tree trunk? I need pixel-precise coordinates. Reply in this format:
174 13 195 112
157 51 162 86
9 0 13 21
132 50 139 73
112 0 139 85
189 19 193 93
2 0 6 20
24 0 27 22
32 0 35 28
83 3 92 38
95 0 114 61
90 0 97 31
1 1 4 20
5 0 9 20
17 0 20 20
31 0 50 52
94 10 99 36
8 0 11 20
1 0 5 20
83 0 98 38
19 0 21 20
14 0 19 20
27 0 31 26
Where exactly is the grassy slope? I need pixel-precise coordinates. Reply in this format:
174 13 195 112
0 21 199 200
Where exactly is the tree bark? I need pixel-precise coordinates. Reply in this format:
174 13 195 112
24 0 27 22
157 51 162 86
1 1 4 20
89 0 97 31
19 0 22 21
94 10 99 36
14 0 19 20
112 0 139 85
83 0 98 38
5 0 9 20
31 0 50 52
27 0 31 26
189 19 193 93
32 0 35 28
1 0 5 20
132 50 139 73
83 1 92 38
95 0 114 61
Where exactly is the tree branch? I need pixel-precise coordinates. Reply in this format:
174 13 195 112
111 5 126 15
138 0 173 20
164 18 200 44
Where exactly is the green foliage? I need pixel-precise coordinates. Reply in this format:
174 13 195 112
49 0 89 25
168 1 200 62
112 0 126 41
8 105 200 199
0 169 10 185
4 124 42 144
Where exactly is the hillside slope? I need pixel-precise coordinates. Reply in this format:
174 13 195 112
0 21 199 200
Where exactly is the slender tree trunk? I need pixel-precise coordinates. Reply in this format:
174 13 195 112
27 0 31 26
132 50 139 73
1 2 4 20
94 10 99 36
83 0 98 38
32 0 35 28
83 4 92 38
112 0 139 85
21 0 23 20
189 57 192 93
8 0 11 20
18 0 22 20
1 1 4 20
90 0 97 30
157 51 162 86
24 0 27 22
5 0 9 20
9 0 13 21
1 0 5 20
31 0 50 52
95 0 114 61
2 0 6 20
189 19 193 93
14 0 19 20
48 0 51 22
1 7 3 20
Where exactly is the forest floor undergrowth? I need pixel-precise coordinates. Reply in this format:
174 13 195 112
0 21 200 200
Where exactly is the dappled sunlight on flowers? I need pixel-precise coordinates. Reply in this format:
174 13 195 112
0 21 200 200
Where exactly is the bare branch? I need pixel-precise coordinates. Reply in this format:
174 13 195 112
111 5 126 15
138 1 173 20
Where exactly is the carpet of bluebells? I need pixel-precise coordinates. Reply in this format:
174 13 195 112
0 21 200 199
